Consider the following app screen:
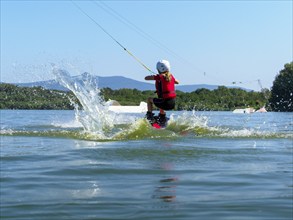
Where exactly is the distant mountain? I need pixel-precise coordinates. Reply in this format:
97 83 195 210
5 75 248 92
11 76 155 91
177 84 219 92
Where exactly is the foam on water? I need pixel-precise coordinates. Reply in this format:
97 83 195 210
0 117 291 140
218 128 293 139
167 111 212 134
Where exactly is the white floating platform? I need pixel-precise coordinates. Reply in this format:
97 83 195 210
106 100 147 113
233 108 255 114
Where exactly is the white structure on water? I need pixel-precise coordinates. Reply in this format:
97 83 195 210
106 100 147 113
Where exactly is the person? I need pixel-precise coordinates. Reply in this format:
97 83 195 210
145 60 179 124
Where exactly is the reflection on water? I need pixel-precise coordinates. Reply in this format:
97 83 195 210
153 161 178 204
156 177 178 203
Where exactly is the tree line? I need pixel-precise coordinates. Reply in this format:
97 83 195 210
0 84 78 110
101 86 269 111
1 61 292 112
0 83 268 111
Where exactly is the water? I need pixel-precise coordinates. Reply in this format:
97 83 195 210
1 69 292 219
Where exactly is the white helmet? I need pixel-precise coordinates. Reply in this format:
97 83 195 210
156 60 170 73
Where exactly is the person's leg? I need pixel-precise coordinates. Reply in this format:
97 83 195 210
157 99 175 125
146 97 155 121
158 109 166 123
159 109 166 115
147 97 153 112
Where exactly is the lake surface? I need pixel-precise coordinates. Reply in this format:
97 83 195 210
0 110 292 220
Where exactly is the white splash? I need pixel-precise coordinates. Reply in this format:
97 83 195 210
169 110 209 128
52 67 116 137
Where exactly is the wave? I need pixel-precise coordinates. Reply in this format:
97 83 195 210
1 117 291 141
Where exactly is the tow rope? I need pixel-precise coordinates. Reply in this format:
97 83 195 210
71 1 156 74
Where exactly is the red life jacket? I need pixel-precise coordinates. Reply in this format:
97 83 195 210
155 74 176 99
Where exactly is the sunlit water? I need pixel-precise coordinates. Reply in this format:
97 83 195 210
0 68 292 219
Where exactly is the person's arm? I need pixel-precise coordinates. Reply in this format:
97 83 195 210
145 75 155 80
175 79 179 84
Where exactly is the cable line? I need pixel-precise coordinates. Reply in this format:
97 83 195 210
93 1 206 75
92 1 236 87
71 1 156 74
72 1 240 87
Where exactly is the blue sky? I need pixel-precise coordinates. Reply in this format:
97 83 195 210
1 0 292 91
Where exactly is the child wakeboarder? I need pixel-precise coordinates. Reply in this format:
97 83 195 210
145 60 179 125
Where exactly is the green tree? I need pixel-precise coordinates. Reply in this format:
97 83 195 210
269 62 293 112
